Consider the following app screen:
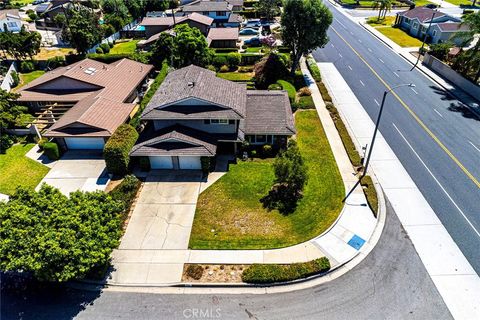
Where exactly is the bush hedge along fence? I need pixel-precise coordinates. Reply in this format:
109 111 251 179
104 124 139 176
43 142 60 160
241 257 331 284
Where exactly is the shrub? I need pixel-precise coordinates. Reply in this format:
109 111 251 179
219 65 229 73
100 43 111 54
139 157 150 171
241 257 330 283
47 56 66 69
238 66 253 73
277 80 296 103
104 124 139 176
109 42 114 48
37 137 48 150
206 64 217 72
317 81 332 102
429 42 453 61
10 71 19 87
226 52 241 69
268 83 282 90
296 95 315 109
87 53 131 63
212 55 227 68
298 87 311 96
0 134 14 153
185 265 204 280
306 57 321 82
95 47 104 54
109 174 140 219
43 142 60 160
361 175 378 216
254 53 288 89
262 144 273 157
20 61 35 73
200 156 211 175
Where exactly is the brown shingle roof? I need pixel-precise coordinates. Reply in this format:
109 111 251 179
130 124 217 156
141 13 213 27
398 7 446 23
0 9 20 20
207 27 239 41
142 65 246 119
182 0 232 12
437 22 469 32
244 91 295 135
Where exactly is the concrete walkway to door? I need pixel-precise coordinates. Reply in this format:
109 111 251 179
110 170 203 285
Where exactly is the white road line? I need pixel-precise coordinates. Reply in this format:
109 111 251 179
379 58 384 64
411 87 418 95
433 108 444 118
348 65 353 70
469 140 480 153
339 53 343 58
335 19 347 29
374 99 380 106
331 43 335 48
367 47 372 52
393 71 400 77
392 123 480 238
359 80 365 86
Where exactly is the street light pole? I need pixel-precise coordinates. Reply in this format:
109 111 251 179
343 83 415 202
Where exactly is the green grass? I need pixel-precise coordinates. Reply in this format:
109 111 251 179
110 40 139 54
443 0 477 6
216 72 254 82
11 0 33 6
366 16 396 27
414 0 437 6
14 70 45 90
277 80 296 102
189 110 344 249
245 47 264 53
375 26 423 47
0 144 49 195
296 95 315 109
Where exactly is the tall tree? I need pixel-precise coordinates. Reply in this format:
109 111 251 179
255 0 281 21
151 32 173 68
61 6 103 54
460 11 480 82
281 0 333 75
372 0 392 20
170 24 213 68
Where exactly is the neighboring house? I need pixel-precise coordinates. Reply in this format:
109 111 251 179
16 58 153 150
38 1 98 27
180 0 242 27
130 65 295 170
395 7 469 46
182 0 244 11
207 27 238 48
0 9 22 32
140 12 214 38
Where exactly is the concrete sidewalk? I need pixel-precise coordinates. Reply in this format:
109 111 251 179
319 62 480 320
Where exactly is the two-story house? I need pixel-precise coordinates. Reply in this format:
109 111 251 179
180 0 242 27
0 9 22 33
130 65 295 170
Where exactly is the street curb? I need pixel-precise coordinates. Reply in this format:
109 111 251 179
358 22 480 118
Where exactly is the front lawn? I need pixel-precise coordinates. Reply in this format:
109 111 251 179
366 16 396 27
444 0 478 6
375 26 423 47
110 40 139 54
189 110 344 249
0 144 49 195
216 72 254 82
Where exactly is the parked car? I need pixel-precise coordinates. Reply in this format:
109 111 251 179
425 4 438 8
244 36 261 46
260 18 274 26
239 28 259 35
243 19 261 28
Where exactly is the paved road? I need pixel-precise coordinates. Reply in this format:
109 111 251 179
2 201 452 320
313 1 480 273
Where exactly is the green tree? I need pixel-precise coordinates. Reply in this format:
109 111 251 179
281 0 333 76
171 24 213 68
0 185 125 282
0 90 29 130
253 53 288 88
372 0 392 20
255 0 281 21
62 6 103 54
459 11 480 82
151 32 173 68
0 26 41 60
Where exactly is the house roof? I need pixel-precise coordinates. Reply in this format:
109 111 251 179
398 7 447 23
227 13 242 23
227 0 244 7
436 22 470 32
18 58 153 138
0 9 20 20
44 95 136 137
140 13 213 28
130 124 217 156
182 0 233 12
142 64 246 119
244 91 295 135
207 27 239 41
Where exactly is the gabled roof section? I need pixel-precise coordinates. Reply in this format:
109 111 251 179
130 124 217 156
207 27 239 41
398 7 447 23
182 0 233 12
142 65 246 119
0 9 20 20
436 22 470 32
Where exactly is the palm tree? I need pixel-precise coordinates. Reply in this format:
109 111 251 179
460 11 480 82
372 0 392 20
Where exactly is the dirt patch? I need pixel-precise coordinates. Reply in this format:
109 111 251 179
182 264 248 283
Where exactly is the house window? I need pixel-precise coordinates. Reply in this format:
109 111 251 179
255 135 266 143
412 22 418 29
204 119 210 124
7 22 17 27
211 119 228 124
229 119 235 125
217 11 226 16
203 11 209 15
433 30 437 37
404 18 410 25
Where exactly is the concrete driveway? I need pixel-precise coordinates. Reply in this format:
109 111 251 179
111 170 203 284
36 151 110 196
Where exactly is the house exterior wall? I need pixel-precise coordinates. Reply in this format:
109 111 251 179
0 17 22 32
209 39 237 48
34 77 101 92
153 119 237 134
144 25 169 38
185 20 210 35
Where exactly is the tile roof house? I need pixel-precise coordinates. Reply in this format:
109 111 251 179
180 0 242 27
131 65 295 170
139 12 214 38
207 27 239 48
0 9 22 32
17 58 153 150
395 7 469 46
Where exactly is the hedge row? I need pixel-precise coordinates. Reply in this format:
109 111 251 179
241 257 331 284
104 124 139 176
361 175 379 216
306 57 321 82
109 174 141 222
43 142 60 160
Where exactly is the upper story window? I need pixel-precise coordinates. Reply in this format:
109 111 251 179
404 18 410 25
7 22 17 27
412 22 418 29
203 11 209 15
205 119 229 125
216 11 226 16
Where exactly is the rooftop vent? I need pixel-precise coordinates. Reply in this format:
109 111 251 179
187 81 195 88
84 67 97 75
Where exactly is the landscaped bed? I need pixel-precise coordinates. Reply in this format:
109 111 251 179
0 143 49 195
189 110 344 249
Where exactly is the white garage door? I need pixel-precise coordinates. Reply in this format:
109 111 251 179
179 156 202 170
65 137 105 150
150 156 174 169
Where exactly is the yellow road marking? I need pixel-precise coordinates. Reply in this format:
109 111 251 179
331 26 480 189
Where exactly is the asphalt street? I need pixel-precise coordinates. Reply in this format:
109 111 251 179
313 1 480 273
2 201 452 320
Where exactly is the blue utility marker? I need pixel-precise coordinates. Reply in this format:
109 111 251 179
348 235 366 250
